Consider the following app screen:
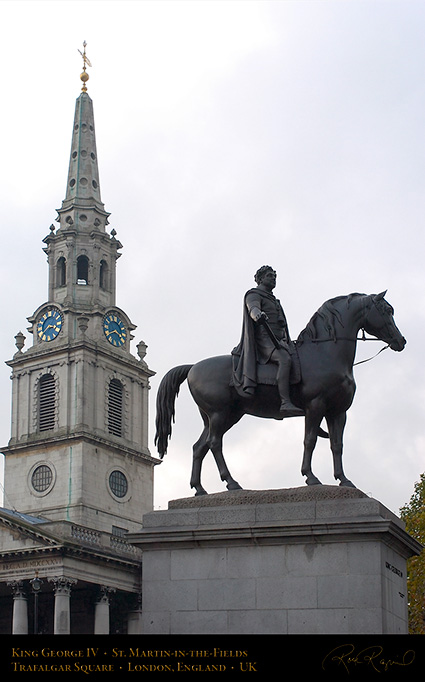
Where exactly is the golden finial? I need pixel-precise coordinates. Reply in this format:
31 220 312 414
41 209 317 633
78 41 92 92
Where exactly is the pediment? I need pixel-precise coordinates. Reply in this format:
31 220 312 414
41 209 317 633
0 509 60 554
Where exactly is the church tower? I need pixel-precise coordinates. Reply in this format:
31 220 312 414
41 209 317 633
2 48 157 535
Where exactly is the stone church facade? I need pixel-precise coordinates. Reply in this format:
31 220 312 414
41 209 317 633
0 74 158 634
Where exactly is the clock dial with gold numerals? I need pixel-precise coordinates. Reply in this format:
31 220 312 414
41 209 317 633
103 313 127 347
37 308 63 342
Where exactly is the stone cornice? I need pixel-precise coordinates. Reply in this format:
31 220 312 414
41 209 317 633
7 336 155 377
130 517 422 559
0 544 141 574
2 429 160 465
129 487 423 559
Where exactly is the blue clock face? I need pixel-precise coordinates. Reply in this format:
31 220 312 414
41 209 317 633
103 313 127 347
37 308 63 341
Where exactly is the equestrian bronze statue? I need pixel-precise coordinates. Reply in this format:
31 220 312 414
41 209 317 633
155 268 406 496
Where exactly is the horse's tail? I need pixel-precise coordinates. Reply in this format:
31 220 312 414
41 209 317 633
154 364 193 458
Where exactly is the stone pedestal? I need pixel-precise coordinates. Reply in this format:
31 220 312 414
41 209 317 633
130 486 422 635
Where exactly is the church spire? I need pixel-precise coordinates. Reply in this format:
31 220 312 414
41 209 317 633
58 42 109 227
42 44 122 307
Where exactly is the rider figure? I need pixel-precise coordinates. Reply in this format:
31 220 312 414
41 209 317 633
232 265 304 417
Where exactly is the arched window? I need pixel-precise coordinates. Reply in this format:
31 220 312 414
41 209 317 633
108 379 123 437
77 255 89 285
39 374 56 431
56 257 66 287
99 260 109 290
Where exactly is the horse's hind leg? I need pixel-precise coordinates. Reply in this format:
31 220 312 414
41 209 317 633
190 411 210 496
209 411 243 492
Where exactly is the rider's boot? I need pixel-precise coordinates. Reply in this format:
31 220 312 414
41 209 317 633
277 357 304 417
279 397 304 417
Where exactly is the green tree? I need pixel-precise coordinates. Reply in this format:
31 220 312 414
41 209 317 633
400 473 425 634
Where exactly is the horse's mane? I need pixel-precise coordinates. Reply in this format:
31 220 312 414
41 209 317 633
297 293 367 345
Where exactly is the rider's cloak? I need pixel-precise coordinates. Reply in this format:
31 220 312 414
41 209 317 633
231 287 290 398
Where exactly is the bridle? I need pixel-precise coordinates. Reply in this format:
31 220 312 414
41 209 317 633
299 295 398 366
354 296 396 366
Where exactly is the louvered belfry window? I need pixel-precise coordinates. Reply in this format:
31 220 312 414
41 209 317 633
108 378 123 437
39 373 56 431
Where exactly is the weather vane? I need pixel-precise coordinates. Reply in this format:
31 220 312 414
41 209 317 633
78 41 92 92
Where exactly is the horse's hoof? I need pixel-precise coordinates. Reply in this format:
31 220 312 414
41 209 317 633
305 476 322 486
339 479 356 488
194 488 208 496
226 481 243 491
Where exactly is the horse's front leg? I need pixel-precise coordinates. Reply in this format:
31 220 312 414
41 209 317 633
302 403 324 485
326 412 355 488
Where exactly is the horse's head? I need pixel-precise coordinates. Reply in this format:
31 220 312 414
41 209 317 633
363 291 406 351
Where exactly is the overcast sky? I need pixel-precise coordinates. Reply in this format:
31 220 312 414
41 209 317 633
0 0 424 516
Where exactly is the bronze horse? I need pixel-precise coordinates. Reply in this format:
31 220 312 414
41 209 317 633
155 292 406 496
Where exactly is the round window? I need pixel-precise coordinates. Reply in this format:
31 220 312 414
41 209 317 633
109 470 128 498
31 465 53 493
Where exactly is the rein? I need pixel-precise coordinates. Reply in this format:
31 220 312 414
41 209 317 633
298 331 390 366
353 339 389 366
